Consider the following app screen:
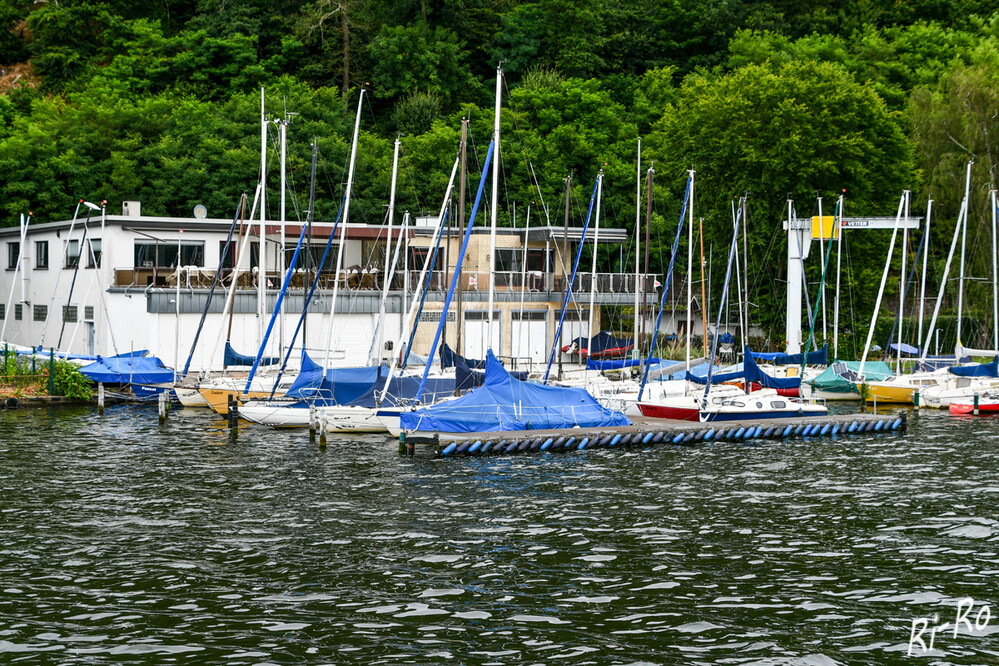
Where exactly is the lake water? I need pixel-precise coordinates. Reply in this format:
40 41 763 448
1 405 998 664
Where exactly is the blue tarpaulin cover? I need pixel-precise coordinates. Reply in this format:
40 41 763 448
749 345 828 366
78 355 174 385
562 331 634 358
224 341 278 367
888 342 920 356
586 357 661 371
686 348 800 390
950 357 999 377
284 350 386 405
400 350 631 433
441 343 485 370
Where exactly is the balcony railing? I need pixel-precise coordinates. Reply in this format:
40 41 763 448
113 266 661 295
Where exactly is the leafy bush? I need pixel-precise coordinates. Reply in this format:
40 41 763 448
52 360 93 400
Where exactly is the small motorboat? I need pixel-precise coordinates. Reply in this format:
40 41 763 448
948 391 999 414
699 389 827 422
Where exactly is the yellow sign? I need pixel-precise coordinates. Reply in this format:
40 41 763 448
811 215 839 240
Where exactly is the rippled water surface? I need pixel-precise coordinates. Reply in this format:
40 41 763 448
2 405 999 664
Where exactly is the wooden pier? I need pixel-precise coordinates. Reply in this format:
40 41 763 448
399 411 907 457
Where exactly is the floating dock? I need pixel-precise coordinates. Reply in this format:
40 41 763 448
400 411 907 457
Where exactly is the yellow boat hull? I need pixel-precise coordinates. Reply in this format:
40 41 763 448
865 383 915 404
199 388 272 415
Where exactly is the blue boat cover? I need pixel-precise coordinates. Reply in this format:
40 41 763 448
950 357 999 377
717 332 735 344
454 354 528 391
888 342 920 356
284 350 386 405
749 345 828 366
19 348 148 361
440 343 485 370
587 357 660 371
916 355 972 371
224 341 278 367
562 331 633 357
400 350 630 433
78 355 174 385
686 348 800 390
346 375 456 408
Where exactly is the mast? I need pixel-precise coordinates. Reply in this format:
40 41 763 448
279 109 288 358
560 174 571 378
701 198 744 408
897 190 910 372
321 88 365 371
686 169 695 369
993 190 998 354
957 160 972 350
456 119 467 357
1 212 31 344
258 87 267 355
818 195 825 343
586 170 604 366
487 64 502 353
369 137 401 366
920 187 967 363
634 139 642 360
699 217 708 357
833 192 844 359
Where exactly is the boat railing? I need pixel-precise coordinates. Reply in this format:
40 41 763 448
406 270 662 294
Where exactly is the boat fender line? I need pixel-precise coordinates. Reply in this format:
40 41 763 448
721 427 734 440
744 427 757 440
528 438 543 450
609 434 623 447
537 437 552 451
864 420 877 432
596 434 612 447
820 423 831 436
703 428 715 441
456 441 471 454
481 440 495 454
441 442 457 457
830 424 840 436
734 427 746 439
847 421 858 433
553 435 567 448
755 425 765 438
4 397 19 409
506 441 522 454
793 424 806 436
891 417 902 430
801 424 813 437
652 431 666 444
693 430 706 442
469 440 483 454
577 437 589 450
681 431 695 444
562 436 576 450
642 432 655 444
782 424 794 438
762 426 775 438
873 420 884 432
672 432 686 444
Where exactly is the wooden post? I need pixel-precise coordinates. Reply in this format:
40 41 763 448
158 390 167 423
309 404 317 443
319 418 327 447
98 382 105 415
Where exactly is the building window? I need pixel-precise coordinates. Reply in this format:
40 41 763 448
66 239 81 268
134 241 205 268
33 305 47 322
35 241 49 269
88 239 102 268
0 304 4 320
7 241 19 269
63 305 78 323
219 240 259 270
14 304 22 320
496 248 522 273
85 306 94 321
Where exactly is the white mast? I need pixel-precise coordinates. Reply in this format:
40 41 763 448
956 161 972 350
368 137 401 365
858 192 907 378
1 213 30 343
920 187 968 363
897 191 910 372
634 139 642 360
278 110 287 359
258 87 267 353
992 190 998 354
322 88 365 370
487 64 502 352
817 195 825 343
586 172 603 365
686 169 694 368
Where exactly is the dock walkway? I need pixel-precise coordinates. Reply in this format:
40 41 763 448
401 411 907 457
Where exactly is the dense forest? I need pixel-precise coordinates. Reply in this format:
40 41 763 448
3 0 999 351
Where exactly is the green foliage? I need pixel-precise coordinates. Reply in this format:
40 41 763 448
392 90 442 136
52 360 93 400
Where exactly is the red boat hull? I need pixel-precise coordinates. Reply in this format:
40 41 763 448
637 402 699 421
949 401 999 415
